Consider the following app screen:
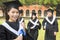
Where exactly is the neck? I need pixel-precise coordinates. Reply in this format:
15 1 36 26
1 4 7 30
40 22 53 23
8 19 16 22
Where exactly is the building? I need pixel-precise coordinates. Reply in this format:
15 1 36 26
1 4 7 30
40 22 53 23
19 5 56 18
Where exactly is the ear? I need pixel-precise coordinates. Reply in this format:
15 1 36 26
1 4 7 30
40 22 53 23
7 12 10 16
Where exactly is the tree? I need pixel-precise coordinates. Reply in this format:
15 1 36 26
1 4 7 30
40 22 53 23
19 0 60 7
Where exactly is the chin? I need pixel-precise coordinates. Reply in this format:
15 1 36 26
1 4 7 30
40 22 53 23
13 18 17 21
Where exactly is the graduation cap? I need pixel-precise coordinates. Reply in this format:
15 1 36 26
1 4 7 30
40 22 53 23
32 12 36 16
3 0 22 9
47 9 54 14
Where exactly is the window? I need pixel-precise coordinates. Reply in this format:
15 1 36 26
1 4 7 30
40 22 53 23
44 10 47 17
32 10 36 13
38 10 41 16
26 10 29 16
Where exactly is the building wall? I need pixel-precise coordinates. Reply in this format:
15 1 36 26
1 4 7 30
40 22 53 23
19 5 56 18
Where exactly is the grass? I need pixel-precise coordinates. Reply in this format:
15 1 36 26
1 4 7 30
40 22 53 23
0 18 60 40
25 19 60 40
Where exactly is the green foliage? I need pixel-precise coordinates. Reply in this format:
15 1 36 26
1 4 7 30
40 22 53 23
19 0 60 7
0 0 60 7
19 0 26 5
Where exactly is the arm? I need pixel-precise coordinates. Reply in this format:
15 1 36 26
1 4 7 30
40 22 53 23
27 22 33 38
0 25 7 40
42 18 46 30
27 21 31 32
0 25 23 40
54 18 58 32
37 21 41 30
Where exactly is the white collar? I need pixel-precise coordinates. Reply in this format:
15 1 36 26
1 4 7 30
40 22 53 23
29 19 38 25
29 19 38 29
2 22 19 36
19 18 24 23
45 16 56 24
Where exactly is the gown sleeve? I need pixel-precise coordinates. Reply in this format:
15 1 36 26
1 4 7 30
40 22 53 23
42 18 46 30
54 18 58 32
0 25 7 40
27 21 31 32
36 21 41 30
0 25 16 40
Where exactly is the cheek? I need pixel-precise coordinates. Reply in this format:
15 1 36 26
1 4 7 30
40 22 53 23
8 12 12 17
33 16 35 18
16 13 19 17
8 12 14 18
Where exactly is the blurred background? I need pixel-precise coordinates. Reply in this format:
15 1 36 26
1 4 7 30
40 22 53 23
0 0 60 40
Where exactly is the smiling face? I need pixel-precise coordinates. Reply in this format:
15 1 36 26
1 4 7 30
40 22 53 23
8 8 19 22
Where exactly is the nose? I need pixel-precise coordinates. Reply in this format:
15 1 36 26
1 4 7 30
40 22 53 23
14 12 19 16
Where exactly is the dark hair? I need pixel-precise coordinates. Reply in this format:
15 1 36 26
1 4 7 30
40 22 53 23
47 9 54 14
31 12 37 19
4 6 19 20
19 10 23 14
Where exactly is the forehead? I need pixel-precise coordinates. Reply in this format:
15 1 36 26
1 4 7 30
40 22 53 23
47 11 52 14
8 8 19 12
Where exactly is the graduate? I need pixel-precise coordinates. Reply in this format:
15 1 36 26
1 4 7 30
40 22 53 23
19 10 26 40
0 0 25 40
19 10 25 29
27 12 41 40
42 9 58 40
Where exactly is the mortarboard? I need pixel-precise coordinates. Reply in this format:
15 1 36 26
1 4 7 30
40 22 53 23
3 0 22 9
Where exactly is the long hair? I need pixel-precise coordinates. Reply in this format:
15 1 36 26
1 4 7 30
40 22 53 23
31 12 37 20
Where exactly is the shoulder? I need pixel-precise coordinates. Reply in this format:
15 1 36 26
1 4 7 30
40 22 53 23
0 21 8 30
0 24 6 30
0 24 4 28
43 17 46 21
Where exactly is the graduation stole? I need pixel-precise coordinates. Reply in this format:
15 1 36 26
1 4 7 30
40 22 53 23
2 22 19 36
19 18 26 36
29 19 38 28
18 18 24 33
19 18 24 23
45 16 56 24
2 22 25 36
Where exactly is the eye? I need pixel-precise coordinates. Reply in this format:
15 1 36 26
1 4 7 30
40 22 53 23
16 11 19 13
12 11 15 14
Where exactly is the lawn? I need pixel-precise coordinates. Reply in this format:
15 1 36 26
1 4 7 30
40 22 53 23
0 18 60 40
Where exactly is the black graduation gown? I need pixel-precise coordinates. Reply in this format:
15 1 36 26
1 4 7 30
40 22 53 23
42 17 58 40
27 19 41 40
0 20 27 40
0 21 19 40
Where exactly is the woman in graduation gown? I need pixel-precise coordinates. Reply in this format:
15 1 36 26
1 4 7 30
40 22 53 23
27 12 41 40
0 0 26 40
42 9 58 40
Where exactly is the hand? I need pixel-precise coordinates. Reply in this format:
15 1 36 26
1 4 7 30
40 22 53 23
44 26 46 30
54 32 56 36
21 22 25 27
36 23 39 25
30 27 34 29
14 36 23 40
